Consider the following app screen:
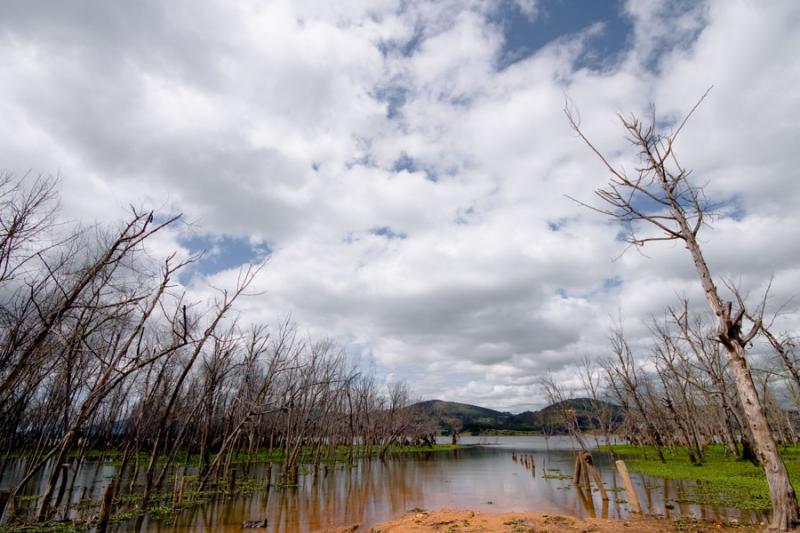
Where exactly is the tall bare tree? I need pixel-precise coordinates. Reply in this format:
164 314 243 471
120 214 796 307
567 93 799 529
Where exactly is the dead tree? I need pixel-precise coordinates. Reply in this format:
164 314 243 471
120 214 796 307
567 93 800 530
577 354 618 448
651 318 706 463
669 303 753 461
539 374 590 451
604 327 666 462
140 263 261 507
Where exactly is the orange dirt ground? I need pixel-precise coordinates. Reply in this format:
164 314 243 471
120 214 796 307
320 509 765 533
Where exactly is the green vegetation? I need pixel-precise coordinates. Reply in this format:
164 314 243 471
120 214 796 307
0 523 87 533
469 429 540 436
602 444 800 511
669 517 760 532
542 473 571 480
52 442 461 469
414 398 621 434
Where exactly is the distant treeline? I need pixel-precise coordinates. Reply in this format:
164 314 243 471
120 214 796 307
414 398 623 435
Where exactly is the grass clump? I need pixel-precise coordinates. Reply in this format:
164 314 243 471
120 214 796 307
600 444 800 511
503 518 529 533
542 515 573 526
0 523 86 533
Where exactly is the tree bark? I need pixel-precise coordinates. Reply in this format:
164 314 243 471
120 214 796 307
674 197 799 530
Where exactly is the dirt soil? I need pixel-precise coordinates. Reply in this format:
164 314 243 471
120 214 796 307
321 509 765 533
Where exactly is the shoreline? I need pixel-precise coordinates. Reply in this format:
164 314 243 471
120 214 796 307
339 509 764 533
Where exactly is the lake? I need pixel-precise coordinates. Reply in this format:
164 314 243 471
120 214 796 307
0 436 765 531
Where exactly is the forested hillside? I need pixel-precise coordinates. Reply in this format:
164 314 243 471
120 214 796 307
413 398 622 434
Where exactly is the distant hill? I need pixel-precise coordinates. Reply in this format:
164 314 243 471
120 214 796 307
413 398 621 434
414 400 512 433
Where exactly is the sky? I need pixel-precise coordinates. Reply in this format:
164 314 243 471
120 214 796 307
2 0 799 412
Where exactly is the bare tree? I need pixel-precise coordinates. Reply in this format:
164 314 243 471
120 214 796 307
669 302 755 461
0 173 59 285
567 93 799 529
577 354 616 448
604 326 666 462
0 177 438 527
539 374 590 451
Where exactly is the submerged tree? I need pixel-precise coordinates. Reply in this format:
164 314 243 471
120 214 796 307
0 176 435 526
567 92 800 530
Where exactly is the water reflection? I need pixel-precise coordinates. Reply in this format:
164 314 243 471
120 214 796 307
0 437 767 532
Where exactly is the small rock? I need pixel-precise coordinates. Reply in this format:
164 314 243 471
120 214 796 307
242 519 268 528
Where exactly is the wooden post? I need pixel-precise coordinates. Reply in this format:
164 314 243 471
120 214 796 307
576 485 596 518
572 454 582 485
580 455 591 491
587 463 609 501
615 460 641 513
97 482 115 533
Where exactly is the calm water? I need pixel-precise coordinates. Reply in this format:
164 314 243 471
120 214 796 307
0 437 766 532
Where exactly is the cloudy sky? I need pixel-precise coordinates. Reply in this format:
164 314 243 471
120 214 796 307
2 0 799 412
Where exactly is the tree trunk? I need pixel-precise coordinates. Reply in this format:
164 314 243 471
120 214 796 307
37 429 79 521
676 210 799 529
729 343 798 529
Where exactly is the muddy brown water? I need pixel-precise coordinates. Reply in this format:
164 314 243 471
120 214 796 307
0 436 766 532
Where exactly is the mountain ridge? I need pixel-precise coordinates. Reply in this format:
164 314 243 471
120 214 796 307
412 398 621 434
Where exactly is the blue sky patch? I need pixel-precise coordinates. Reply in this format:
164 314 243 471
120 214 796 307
378 23 424 58
373 84 409 119
722 195 746 222
495 0 632 70
393 153 417 173
547 217 570 231
392 153 437 182
370 226 408 240
179 234 271 282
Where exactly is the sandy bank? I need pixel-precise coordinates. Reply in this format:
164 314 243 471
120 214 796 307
320 509 763 533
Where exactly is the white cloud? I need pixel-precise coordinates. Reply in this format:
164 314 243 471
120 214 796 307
1 0 799 412
514 0 539 22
